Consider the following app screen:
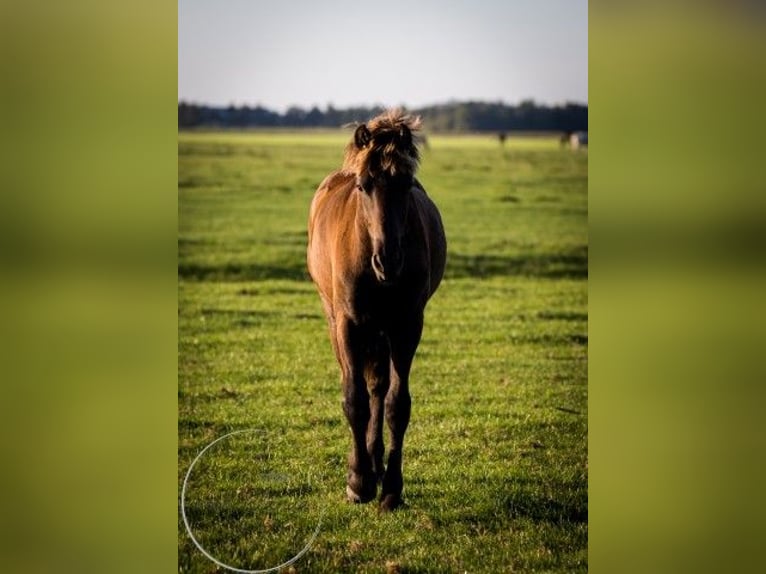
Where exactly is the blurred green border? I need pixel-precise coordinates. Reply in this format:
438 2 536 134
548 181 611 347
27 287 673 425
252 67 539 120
3 1 765 572
590 2 766 573
1 1 177 573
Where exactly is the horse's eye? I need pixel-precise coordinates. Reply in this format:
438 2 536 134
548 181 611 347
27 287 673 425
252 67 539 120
356 178 372 193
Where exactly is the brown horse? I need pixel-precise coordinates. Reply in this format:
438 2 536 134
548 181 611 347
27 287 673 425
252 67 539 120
307 110 446 512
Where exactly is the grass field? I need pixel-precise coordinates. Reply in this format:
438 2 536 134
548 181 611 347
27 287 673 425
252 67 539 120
178 130 587 573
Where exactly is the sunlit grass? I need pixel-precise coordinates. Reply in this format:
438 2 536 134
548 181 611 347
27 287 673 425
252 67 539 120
178 131 587 572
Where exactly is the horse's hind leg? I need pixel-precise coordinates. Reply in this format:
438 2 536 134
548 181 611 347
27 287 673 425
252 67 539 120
380 313 423 512
365 333 390 482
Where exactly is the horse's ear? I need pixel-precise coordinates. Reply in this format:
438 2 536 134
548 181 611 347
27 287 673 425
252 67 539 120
354 124 371 148
399 124 412 147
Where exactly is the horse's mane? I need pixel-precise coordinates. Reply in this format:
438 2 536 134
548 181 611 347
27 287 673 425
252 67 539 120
342 109 423 178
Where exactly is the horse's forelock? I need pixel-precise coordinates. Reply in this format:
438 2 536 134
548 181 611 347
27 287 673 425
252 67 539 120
343 110 422 178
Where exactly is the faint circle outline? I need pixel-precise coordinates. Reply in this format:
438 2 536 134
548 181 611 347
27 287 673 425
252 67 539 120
181 429 324 574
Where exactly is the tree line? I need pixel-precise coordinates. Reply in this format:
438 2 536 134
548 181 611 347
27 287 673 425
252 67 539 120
178 100 587 133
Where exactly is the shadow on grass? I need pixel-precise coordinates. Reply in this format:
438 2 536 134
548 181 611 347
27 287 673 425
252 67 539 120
237 286 314 296
430 476 587 530
510 333 588 346
501 487 587 525
178 231 310 282
184 488 316 525
179 261 311 282
199 308 279 327
538 310 588 322
445 247 587 280
509 174 588 191
178 244 586 282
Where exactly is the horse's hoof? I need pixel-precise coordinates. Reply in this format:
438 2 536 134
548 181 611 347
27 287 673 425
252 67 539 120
378 493 404 513
346 484 375 504
346 484 362 503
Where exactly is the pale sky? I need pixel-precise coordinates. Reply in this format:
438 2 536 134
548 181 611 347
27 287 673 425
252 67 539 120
179 0 588 111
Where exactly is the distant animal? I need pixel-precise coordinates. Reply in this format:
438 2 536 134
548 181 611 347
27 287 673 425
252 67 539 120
569 131 588 149
498 131 507 145
307 110 446 512
560 131 573 147
569 132 588 149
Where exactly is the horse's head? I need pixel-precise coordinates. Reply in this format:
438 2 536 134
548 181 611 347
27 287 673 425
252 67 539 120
356 158 413 283
344 110 422 284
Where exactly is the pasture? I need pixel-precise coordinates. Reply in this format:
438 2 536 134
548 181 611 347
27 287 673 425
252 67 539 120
178 130 587 572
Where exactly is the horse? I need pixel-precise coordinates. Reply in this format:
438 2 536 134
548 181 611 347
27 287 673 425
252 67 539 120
571 131 588 149
307 110 446 512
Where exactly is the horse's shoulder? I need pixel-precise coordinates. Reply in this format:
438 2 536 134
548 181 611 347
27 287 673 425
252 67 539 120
311 171 353 218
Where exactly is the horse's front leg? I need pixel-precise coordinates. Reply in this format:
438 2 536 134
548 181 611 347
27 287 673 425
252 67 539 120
365 333 390 483
336 316 377 503
380 312 423 512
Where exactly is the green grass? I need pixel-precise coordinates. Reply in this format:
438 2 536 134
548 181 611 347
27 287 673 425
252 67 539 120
178 131 587 572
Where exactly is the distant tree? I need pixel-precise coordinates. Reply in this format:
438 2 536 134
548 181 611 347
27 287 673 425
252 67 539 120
305 106 323 127
178 100 588 133
178 102 201 127
284 106 307 126
325 104 341 127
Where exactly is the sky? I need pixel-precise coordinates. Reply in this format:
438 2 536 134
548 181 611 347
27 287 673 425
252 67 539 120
179 0 587 111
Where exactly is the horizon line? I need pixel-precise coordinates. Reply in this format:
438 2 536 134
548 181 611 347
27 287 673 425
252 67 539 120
177 98 589 110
